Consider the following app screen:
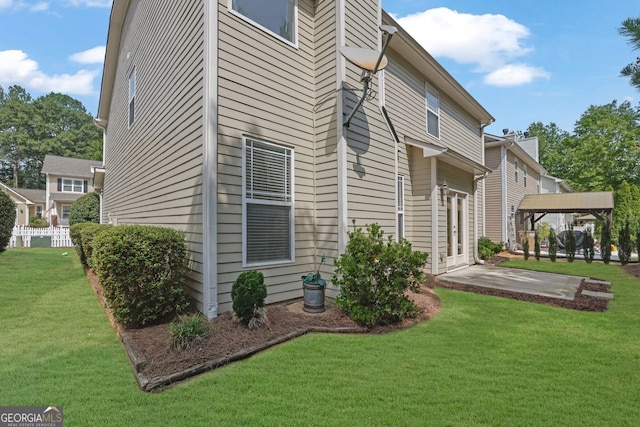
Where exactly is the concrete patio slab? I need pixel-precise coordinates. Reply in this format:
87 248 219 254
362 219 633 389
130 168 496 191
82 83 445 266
437 265 586 301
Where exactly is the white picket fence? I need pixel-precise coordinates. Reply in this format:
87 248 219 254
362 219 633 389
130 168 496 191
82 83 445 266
9 226 73 248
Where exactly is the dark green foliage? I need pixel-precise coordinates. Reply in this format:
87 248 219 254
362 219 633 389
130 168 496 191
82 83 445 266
333 222 428 328
231 270 267 328
478 237 503 260
69 192 100 226
601 219 612 264
534 231 541 261
69 223 110 268
91 225 189 327
548 228 558 262
636 227 640 265
523 236 530 260
566 224 577 263
169 313 209 350
618 219 632 265
619 17 640 91
0 191 15 252
28 215 49 228
583 229 595 264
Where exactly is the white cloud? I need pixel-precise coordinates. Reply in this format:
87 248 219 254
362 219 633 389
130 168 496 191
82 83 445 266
0 0 13 10
63 0 111 7
484 64 550 87
69 46 105 64
395 7 550 87
0 1 50 12
0 50 98 95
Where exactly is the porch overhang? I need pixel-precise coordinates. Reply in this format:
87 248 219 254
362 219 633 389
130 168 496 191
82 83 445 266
92 167 106 192
517 191 614 226
404 136 490 176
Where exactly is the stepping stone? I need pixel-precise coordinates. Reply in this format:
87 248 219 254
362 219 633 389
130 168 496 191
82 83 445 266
585 279 611 288
581 290 614 300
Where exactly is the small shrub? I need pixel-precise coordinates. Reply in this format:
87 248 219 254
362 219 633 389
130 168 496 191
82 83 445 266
566 224 576 263
0 192 16 253
69 192 100 226
618 219 632 265
583 228 595 264
478 237 502 260
534 231 541 261
231 270 268 330
29 215 49 228
169 313 209 350
523 235 530 260
333 221 428 328
601 219 612 264
92 225 190 327
548 228 558 262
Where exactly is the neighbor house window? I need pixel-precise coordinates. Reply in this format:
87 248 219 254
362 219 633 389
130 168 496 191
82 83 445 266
243 137 294 265
61 205 71 222
58 178 86 193
426 85 440 138
514 159 519 183
397 175 405 240
230 0 297 45
36 205 43 218
523 165 528 188
129 68 136 127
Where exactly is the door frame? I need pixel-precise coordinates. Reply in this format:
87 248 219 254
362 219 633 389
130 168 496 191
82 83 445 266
446 191 468 268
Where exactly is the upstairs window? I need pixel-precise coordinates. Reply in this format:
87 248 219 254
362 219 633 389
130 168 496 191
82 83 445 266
426 85 440 138
129 68 136 127
230 0 297 45
514 159 519 183
243 137 294 265
523 165 528 187
58 178 87 194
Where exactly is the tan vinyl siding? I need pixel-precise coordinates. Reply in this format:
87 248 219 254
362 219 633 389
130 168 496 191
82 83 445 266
406 145 432 255
484 146 504 243
216 0 317 312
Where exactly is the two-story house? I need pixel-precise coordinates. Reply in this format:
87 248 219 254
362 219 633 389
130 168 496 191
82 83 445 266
96 0 494 319
41 155 102 226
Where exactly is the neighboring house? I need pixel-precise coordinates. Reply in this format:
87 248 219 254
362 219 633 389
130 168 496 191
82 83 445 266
0 182 45 226
41 155 102 227
96 0 494 319
484 132 546 248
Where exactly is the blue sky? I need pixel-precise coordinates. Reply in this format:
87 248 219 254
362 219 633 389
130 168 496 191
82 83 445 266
0 1 637 135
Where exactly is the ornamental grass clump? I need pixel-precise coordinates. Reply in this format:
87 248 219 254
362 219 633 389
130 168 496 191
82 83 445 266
333 221 428 328
231 270 268 330
169 313 209 350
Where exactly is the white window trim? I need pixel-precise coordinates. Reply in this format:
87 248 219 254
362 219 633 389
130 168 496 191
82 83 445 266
128 67 136 128
242 136 295 267
228 0 299 48
425 83 440 139
397 175 405 240
514 158 519 184
61 178 84 194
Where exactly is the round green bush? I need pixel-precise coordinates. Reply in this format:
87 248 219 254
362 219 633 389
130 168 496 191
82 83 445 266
70 223 111 268
92 225 190 327
231 270 267 327
69 192 100 226
0 192 16 253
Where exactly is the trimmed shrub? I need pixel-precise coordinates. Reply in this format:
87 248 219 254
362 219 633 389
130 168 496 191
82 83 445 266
69 192 100 226
601 219 612 264
29 215 49 228
618 219 632 265
548 228 558 262
583 228 595 264
523 236 530 260
478 236 502 260
0 192 16 253
534 231 541 261
333 222 428 328
231 270 268 330
92 225 189 327
169 313 209 350
75 223 111 268
566 224 577 263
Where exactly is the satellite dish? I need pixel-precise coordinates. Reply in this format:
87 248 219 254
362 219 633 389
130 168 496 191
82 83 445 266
340 46 388 72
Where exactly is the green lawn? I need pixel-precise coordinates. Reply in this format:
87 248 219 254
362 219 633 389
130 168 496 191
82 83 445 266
2 249 639 426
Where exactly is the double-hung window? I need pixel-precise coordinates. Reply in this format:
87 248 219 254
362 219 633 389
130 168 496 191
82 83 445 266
397 175 405 240
514 159 519 183
60 178 85 193
243 137 294 265
523 165 528 188
230 0 297 45
426 85 440 138
129 68 136 127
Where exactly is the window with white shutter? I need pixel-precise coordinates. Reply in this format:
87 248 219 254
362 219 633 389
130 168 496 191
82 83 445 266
243 137 294 265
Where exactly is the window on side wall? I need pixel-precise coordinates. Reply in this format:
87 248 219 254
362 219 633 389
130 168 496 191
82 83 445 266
523 165 528 187
425 85 440 138
514 159 519 183
243 137 294 265
230 0 297 45
397 175 405 240
129 68 136 127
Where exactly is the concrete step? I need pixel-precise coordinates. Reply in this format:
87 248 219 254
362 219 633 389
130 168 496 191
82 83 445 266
581 289 614 300
585 279 611 288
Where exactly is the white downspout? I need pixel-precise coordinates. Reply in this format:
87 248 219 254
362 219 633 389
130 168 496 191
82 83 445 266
94 117 107 225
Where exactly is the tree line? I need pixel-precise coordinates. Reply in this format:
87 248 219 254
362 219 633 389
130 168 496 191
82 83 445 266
0 85 102 190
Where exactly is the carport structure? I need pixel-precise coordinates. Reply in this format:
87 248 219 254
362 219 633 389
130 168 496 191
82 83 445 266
517 191 614 231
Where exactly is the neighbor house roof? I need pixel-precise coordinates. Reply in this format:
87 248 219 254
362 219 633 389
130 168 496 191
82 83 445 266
518 192 614 214
11 188 45 203
41 155 102 178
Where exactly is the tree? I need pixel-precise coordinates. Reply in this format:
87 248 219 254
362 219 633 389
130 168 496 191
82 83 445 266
0 86 102 189
619 18 640 91
0 191 16 252
527 122 573 179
